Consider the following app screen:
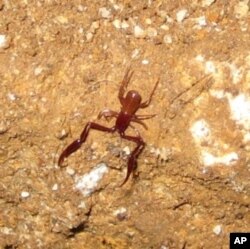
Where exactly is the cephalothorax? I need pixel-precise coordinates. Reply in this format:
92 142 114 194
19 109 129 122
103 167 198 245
58 68 159 186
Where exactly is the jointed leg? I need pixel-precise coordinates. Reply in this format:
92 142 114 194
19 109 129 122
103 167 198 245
140 78 159 108
130 118 148 130
120 133 145 186
58 122 115 166
135 114 156 120
130 114 157 130
119 67 134 105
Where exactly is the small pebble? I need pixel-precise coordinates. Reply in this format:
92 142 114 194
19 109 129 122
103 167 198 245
145 18 152 25
34 66 43 76
121 20 129 29
21 191 30 198
131 49 140 58
89 21 100 33
56 129 68 140
134 25 146 38
66 167 75 176
99 7 111 19
125 230 135 238
1 227 13 235
91 142 98 150
205 60 216 74
142 59 149 65
7 93 17 101
113 4 122 11
160 246 168 249
123 146 131 155
196 16 207 27
146 27 158 37
79 29 85 37
166 15 174 23
103 44 108 50
92 21 100 29
176 9 189 23
86 32 93 41
213 224 222 235
55 16 68 24
78 201 86 209
160 24 169 31
195 54 205 62
0 34 9 49
113 207 127 220
77 5 86 12
113 207 127 216
163 34 172 44
157 10 167 19
113 19 121 29
52 184 58 191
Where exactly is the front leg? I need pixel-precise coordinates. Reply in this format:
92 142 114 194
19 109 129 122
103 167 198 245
58 122 115 166
120 134 145 186
140 78 159 108
118 67 134 105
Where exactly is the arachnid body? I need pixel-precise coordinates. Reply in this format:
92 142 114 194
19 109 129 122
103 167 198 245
58 68 159 186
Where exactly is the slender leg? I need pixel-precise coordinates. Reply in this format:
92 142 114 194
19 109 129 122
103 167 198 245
130 118 148 130
119 67 134 105
119 133 145 186
140 78 159 108
130 114 157 130
97 108 118 121
58 122 115 166
135 114 157 120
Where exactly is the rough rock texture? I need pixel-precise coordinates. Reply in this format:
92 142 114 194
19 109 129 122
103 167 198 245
0 0 249 248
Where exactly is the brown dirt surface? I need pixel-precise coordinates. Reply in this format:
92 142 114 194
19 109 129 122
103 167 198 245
0 1 249 248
